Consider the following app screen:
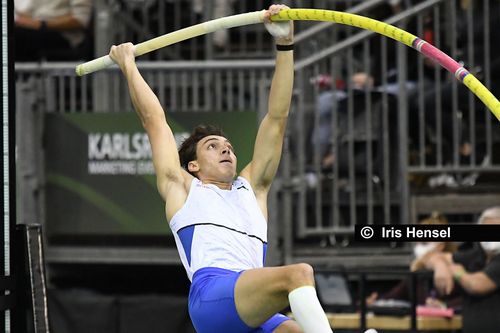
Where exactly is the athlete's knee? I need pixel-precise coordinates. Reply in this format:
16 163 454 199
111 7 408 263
286 263 315 291
273 319 304 333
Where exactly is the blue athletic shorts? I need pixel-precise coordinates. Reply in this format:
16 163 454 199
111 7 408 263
188 267 291 333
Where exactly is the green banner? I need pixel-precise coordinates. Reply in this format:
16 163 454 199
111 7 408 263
45 111 257 240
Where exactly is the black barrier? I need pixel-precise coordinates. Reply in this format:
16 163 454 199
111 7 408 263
316 270 441 333
48 290 195 333
13 224 50 333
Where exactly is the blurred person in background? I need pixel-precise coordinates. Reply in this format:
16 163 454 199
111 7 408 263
109 5 337 333
308 72 379 177
367 212 461 309
419 206 500 333
310 74 347 170
193 0 234 49
14 0 92 61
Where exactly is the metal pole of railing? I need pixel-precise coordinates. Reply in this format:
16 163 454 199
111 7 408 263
330 57 341 231
451 4 460 167
466 2 476 167
434 6 443 167
16 79 40 227
363 39 374 226
397 43 410 225
381 37 391 225
359 273 367 331
410 272 417 332
296 71 308 238
282 135 293 265
93 0 112 112
311 65 322 231
204 0 214 59
484 0 493 163
416 14 426 168
346 48 357 228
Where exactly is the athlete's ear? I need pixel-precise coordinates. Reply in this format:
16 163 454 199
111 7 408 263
188 160 199 173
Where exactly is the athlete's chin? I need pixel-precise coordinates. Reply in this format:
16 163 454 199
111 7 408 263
218 166 236 176
219 170 236 182
222 172 237 182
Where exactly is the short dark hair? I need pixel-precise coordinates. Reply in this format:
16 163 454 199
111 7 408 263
178 124 227 175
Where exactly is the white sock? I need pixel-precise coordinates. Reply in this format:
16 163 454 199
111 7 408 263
288 286 333 333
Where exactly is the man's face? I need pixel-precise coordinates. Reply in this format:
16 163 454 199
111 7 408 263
189 135 237 182
482 217 500 226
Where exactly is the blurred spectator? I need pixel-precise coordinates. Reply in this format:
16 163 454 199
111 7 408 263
15 0 92 61
367 212 461 309
193 0 234 48
421 206 500 333
310 74 347 169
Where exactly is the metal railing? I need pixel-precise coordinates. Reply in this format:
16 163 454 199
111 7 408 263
92 0 375 60
15 60 275 113
279 0 500 262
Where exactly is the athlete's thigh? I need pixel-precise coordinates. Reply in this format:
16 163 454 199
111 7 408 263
189 270 254 333
234 266 293 328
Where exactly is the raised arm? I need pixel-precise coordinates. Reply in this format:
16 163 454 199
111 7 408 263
240 5 294 198
423 252 455 295
451 263 498 295
109 43 191 221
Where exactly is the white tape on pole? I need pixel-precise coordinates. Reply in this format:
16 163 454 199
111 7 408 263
76 10 265 76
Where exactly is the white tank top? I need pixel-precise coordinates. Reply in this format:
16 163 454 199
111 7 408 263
170 176 268 281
